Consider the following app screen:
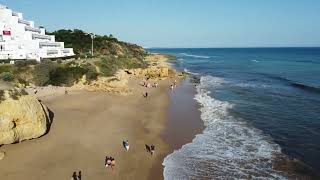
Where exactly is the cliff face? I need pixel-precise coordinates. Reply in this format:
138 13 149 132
0 90 50 145
128 67 169 78
72 73 131 95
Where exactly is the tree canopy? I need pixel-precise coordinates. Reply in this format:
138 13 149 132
48 29 118 55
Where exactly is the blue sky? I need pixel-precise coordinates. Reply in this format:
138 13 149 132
1 0 320 47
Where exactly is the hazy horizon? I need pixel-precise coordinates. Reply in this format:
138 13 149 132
146 46 320 49
1 0 320 48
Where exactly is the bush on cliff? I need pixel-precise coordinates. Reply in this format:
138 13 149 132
33 60 57 86
49 66 88 86
0 65 12 74
84 64 99 82
0 72 14 82
32 60 98 86
14 60 38 68
95 56 147 77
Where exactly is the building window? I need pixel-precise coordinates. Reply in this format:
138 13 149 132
0 35 3 42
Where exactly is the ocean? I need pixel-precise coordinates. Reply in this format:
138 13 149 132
149 48 320 179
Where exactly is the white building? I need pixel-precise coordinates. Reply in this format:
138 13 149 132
0 4 74 62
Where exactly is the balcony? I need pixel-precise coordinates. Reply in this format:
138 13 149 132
62 49 70 53
32 34 51 40
47 49 59 55
18 19 30 26
40 42 61 48
25 26 41 33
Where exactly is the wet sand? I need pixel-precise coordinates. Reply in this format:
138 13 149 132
164 79 204 150
149 78 204 179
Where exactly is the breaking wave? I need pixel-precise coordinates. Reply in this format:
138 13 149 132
163 75 288 179
180 53 211 59
183 68 199 75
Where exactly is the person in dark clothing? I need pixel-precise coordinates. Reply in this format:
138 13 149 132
150 144 155 155
71 172 78 180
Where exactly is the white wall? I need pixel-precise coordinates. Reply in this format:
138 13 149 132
0 4 74 61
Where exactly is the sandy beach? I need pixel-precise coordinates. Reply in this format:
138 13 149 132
0 77 174 180
0 51 204 180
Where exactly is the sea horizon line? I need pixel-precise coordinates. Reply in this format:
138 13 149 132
146 46 320 49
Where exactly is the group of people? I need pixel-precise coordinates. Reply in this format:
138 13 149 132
141 81 159 88
105 156 116 168
170 80 177 90
71 171 81 180
145 144 156 155
141 78 160 99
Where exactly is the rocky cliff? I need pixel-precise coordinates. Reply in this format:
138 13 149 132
0 90 51 145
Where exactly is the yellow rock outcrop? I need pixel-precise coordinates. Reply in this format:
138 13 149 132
0 91 50 145
128 67 169 78
72 73 131 95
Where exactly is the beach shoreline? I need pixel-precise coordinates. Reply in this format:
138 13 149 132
0 54 204 180
149 78 204 179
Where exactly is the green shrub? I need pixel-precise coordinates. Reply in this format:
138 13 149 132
14 60 37 68
0 72 14 82
95 56 147 77
0 60 10 64
33 60 57 86
49 66 87 86
95 58 118 77
0 65 13 73
85 66 98 82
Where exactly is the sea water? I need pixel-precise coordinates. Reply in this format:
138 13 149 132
149 48 320 179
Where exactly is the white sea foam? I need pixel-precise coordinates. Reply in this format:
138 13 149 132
236 82 270 89
180 53 211 59
252 59 260 62
163 75 287 180
183 68 199 75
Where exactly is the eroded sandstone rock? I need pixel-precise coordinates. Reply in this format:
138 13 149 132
0 90 50 145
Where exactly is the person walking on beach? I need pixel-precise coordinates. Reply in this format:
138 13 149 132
123 140 130 151
145 92 148 98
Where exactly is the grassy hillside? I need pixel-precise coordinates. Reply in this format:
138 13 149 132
0 29 149 87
